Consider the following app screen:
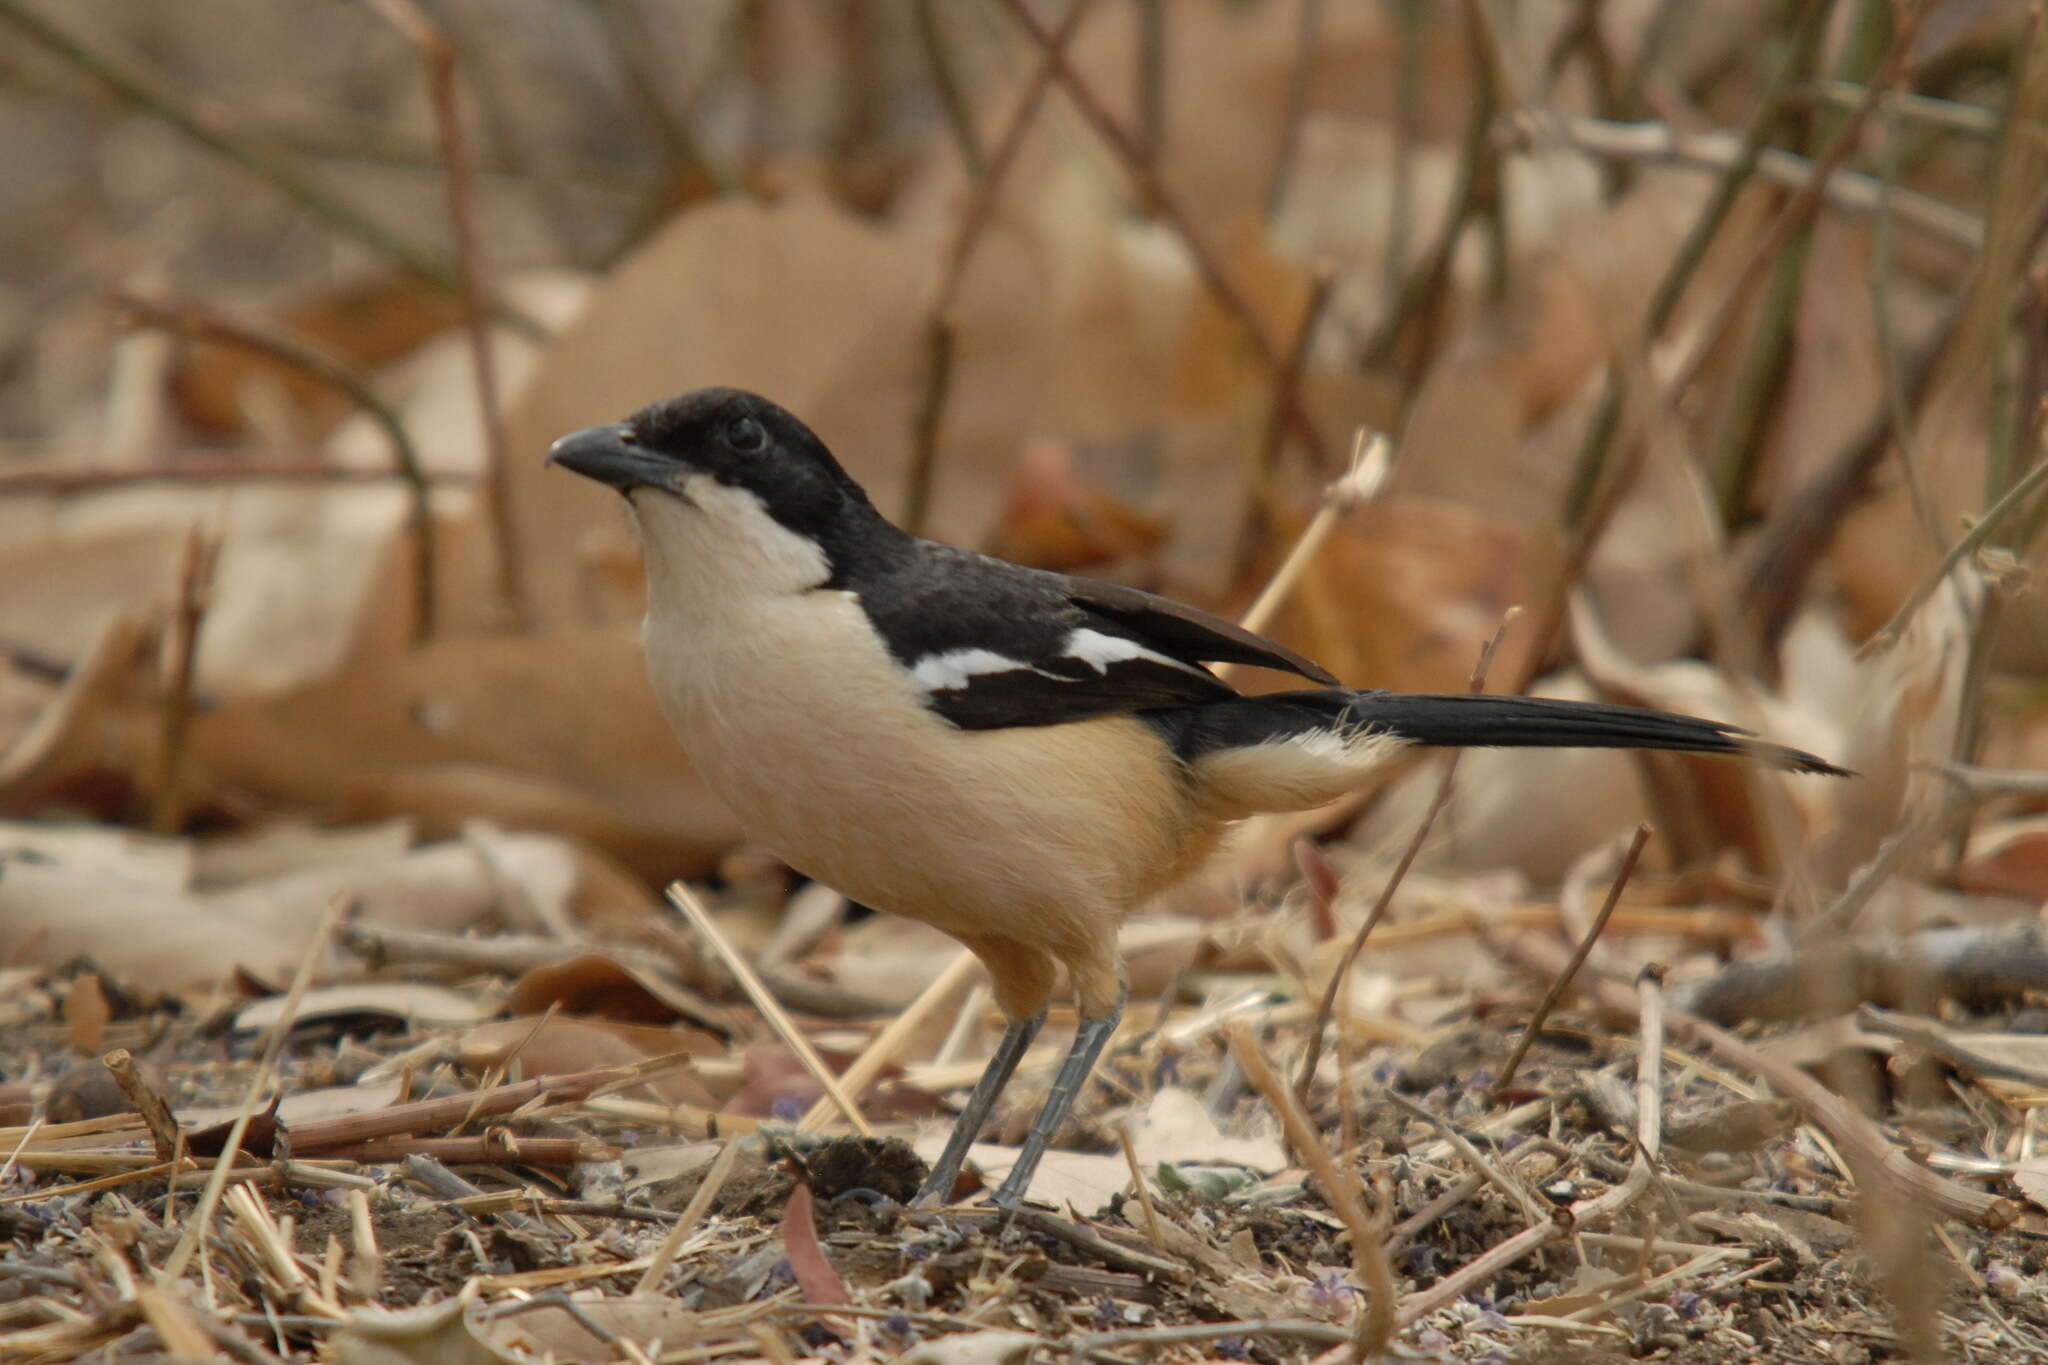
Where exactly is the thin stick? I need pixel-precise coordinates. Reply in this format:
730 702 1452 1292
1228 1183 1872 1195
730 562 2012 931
0 1117 41 1189
160 896 348 1280
797 948 981 1131
1116 1119 1165 1250
1228 1025 1394 1361
0 0 540 338
1364 966 1668 1340
1238 265 1339 570
101 1049 180 1163
149 523 219 835
364 0 528 631
1494 932 2017 1228
135 1287 215 1358
908 0 1096 527
635 1138 743 1294
1264 0 1325 222
1381 1091 1547 1226
1550 116 1980 253
347 1187 381 1300
1492 824 1650 1097
912 0 984 177
1862 452 2048 653
903 318 955 536
114 292 439 643
1218 428 1391 684
665 882 872 1136
995 0 1331 469
1560 0 1831 529
1293 609 1518 1099
931 0 1096 314
1663 4 1933 407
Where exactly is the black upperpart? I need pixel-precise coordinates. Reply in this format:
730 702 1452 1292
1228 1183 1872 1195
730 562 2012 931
549 387 906 584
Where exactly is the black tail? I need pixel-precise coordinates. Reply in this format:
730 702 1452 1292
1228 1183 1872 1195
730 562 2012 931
1341 690 1848 776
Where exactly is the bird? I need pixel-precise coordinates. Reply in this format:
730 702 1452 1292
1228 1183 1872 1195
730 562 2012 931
547 386 1846 1210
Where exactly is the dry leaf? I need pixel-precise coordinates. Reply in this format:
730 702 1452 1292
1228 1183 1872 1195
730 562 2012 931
780 1184 851 1308
1958 819 2048 903
1132 1087 1285 1173
235 982 496 1033
504 952 725 1031
457 1015 719 1107
190 629 741 882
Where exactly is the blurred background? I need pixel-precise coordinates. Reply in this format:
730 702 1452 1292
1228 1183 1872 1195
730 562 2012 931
5 4 2048 1355
0 0 2042 995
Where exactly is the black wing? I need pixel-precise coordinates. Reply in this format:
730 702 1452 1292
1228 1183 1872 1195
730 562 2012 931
853 543 1336 730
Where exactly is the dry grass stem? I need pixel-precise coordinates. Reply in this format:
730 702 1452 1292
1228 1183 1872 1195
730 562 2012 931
797 947 980 1130
112 292 440 640
634 1137 749 1301
1227 1024 1394 1361
1115 1119 1165 1250
148 523 219 835
666 882 872 1136
363 0 529 629
1222 427 1392 665
99 1049 180 1162
160 895 348 1280
1295 606 1518 1098
1493 823 1651 1096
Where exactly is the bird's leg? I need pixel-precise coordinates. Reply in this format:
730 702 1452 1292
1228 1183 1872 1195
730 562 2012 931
914 1011 1044 1205
990 988 1126 1211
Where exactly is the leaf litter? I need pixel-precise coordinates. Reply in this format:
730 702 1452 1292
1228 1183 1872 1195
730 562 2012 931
4 2 2048 1362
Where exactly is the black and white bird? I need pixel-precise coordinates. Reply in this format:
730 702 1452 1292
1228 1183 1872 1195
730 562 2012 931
548 387 1844 1209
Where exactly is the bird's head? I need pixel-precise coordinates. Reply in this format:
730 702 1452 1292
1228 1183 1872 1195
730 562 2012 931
547 387 896 595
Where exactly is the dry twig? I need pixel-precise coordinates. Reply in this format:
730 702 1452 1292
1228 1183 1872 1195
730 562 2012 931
1493 824 1651 1095
363 0 528 630
666 882 872 1136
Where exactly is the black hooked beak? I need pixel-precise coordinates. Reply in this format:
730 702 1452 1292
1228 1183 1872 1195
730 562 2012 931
546 422 678 492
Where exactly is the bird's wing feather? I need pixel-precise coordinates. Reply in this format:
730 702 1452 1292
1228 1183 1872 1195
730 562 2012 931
1058 574 1339 685
855 547 1335 731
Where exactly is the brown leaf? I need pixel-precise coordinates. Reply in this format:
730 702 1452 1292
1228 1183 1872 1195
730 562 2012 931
779 1184 850 1308
189 629 742 883
457 1016 720 1107
169 275 467 437
984 438 1165 573
1958 824 2048 902
505 952 727 1033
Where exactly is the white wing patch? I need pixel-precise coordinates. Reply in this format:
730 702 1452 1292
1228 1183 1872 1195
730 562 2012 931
1061 628 1207 677
911 648 1041 692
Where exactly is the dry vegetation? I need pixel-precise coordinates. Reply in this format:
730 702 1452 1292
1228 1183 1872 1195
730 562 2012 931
2 0 2048 1361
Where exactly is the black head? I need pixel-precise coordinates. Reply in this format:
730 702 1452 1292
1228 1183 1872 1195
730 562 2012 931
546 388 894 565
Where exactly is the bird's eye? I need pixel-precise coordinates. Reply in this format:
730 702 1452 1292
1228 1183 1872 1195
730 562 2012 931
725 416 766 453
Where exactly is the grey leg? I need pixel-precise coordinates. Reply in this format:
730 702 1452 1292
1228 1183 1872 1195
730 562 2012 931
991 991 1125 1211
914 1012 1044 1206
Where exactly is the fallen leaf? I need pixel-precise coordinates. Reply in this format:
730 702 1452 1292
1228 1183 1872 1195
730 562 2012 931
170 274 469 437
906 1133 1129 1216
457 1016 719 1107
1958 819 2048 902
235 982 496 1033
504 952 726 1032
1132 1087 1285 1174
780 1184 851 1307
330 1297 512 1365
190 629 742 882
